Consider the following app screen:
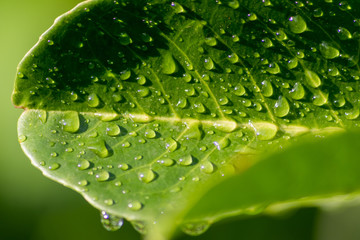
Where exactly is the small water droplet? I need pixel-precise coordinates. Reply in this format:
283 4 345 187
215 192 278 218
48 163 60 170
77 159 90 170
96 170 110 182
88 140 110 158
234 83 246 96
119 32 132 45
181 221 211 236
157 158 175 166
213 137 230 150
106 123 121 137
170 1 185 13
204 37 217 46
288 15 307 34
228 0 239 9
162 53 178 75
38 110 47 123
261 80 273 97
144 129 156 138
177 97 188 108
18 135 27 143
319 42 339 59
345 107 359 120
100 211 123 231
87 93 100 107
305 70 321 88
118 163 129 170
138 169 156 183
194 102 206 113
204 57 215 70
261 37 273 48
251 121 278 141
267 62 280 74
200 161 214 174
227 53 239 64
78 180 88 186
179 154 193 166
137 86 150 97
247 13 257 21
337 27 352 40
274 96 290 117
128 200 142 211
312 91 328 106
289 82 305 100
165 137 178 152
60 111 80 133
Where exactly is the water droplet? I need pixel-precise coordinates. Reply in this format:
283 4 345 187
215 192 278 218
165 137 178 152
267 63 280 74
96 170 110 182
171 1 185 13
162 53 178 75
47 40 54 45
333 94 346 107
88 140 110 158
106 123 121 137
136 75 147 85
204 57 215 70
228 0 239 9
345 107 359 120
204 37 217 46
104 199 114 206
144 129 156 138
48 163 60 170
122 141 131 148
250 121 279 140
247 13 257 21
118 163 129 170
38 110 47 123
120 69 131 80
313 8 324 17
200 161 214 174
100 211 124 231
78 180 88 186
179 154 193 166
213 120 237 133
128 201 142 211
177 97 188 108
18 135 27 143
261 80 273 97
288 15 307 34
261 37 273 48
181 221 210 236
194 102 206 113
137 86 150 97
275 29 287 41
274 96 290 117
77 159 90 170
289 82 305 100
287 58 298 69
185 86 196 96
138 169 156 183
60 111 80 133
312 91 328 106
213 137 230 150
227 53 239 64
305 70 321 88
337 27 352 40
119 32 132 45
157 158 175 166
87 93 100 107
234 83 246 96
319 42 339 59
219 96 229 105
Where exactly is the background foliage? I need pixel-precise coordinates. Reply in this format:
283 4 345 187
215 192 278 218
2 0 360 239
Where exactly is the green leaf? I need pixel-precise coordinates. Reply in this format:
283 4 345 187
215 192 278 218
12 0 360 238
184 131 360 223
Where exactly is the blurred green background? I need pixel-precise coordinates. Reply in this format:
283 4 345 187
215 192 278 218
2 1 360 239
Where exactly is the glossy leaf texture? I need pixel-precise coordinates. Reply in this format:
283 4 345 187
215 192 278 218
12 0 360 238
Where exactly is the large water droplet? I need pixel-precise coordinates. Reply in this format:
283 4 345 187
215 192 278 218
138 169 156 183
77 159 90 170
305 70 321 88
177 97 188 108
312 91 328 106
319 42 340 59
144 129 156 138
162 53 178 75
100 211 123 231
60 111 80 133
88 140 110 158
274 96 290 117
194 102 206 113
345 107 359 120
137 86 150 97
213 120 237 133
288 15 307 34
